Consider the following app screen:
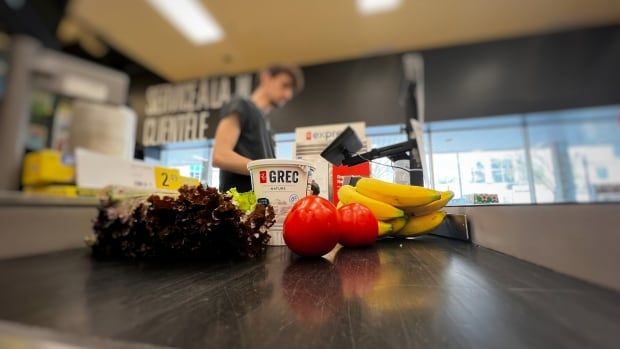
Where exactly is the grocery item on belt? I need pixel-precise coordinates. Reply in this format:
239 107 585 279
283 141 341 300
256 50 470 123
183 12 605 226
395 211 447 237
247 159 315 246
283 195 339 257
402 191 454 216
281 197 380 258
277 177 452 257
337 203 378 248
337 177 451 238
354 178 440 207
86 184 275 260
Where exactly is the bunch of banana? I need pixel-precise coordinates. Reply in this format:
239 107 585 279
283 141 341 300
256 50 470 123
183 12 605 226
394 210 447 237
338 185 404 221
337 178 454 238
377 221 393 237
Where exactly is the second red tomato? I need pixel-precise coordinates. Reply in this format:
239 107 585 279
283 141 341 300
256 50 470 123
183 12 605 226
337 203 378 247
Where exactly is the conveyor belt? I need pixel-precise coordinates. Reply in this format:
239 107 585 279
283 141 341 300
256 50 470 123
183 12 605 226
0 236 618 349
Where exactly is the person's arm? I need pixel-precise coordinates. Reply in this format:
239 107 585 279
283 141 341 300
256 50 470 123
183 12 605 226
212 113 252 175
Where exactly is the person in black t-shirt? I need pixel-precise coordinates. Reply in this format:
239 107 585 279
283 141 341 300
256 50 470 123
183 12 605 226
213 64 304 193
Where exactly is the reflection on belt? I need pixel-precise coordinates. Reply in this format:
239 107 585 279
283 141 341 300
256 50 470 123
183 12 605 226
281 243 441 327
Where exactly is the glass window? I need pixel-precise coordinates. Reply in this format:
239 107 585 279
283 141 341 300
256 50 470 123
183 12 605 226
429 119 532 204
148 104 620 205
366 124 408 182
428 104 620 204
209 165 220 189
156 141 213 185
596 167 608 180
471 161 486 183
490 159 514 183
275 132 295 160
526 105 620 203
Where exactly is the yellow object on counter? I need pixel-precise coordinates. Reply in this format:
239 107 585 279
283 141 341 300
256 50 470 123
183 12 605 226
76 187 100 197
23 185 78 197
179 176 200 187
22 149 75 186
154 166 201 190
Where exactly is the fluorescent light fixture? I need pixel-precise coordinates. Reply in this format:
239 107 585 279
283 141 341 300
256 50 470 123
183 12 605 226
147 0 224 45
356 0 402 15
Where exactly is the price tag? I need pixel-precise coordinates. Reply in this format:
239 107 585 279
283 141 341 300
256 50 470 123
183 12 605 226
180 176 200 187
154 166 181 190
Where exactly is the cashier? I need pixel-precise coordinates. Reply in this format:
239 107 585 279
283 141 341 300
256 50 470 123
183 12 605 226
213 64 304 193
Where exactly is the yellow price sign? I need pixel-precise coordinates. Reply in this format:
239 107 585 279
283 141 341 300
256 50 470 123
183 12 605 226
154 166 181 190
180 176 200 187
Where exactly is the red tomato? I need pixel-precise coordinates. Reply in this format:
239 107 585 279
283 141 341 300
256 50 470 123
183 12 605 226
283 196 339 257
337 203 378 247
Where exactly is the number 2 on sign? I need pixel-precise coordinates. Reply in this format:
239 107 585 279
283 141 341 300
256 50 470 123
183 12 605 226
154 167 180 190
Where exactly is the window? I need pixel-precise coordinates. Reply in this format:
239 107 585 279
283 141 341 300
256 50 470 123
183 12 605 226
188 164 202 179
367 124 408 183
429 116 531 204
526 105 620 203
428 104 620 204
149 104 620 204
596 167 608 180
275 132 295 160
156 140 213 185
471 161 486 183
491 159 514 183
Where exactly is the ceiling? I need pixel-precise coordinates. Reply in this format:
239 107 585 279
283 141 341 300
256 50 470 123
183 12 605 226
67 0 620 82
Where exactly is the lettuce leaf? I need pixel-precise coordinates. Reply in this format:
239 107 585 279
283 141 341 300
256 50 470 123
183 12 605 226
90 184 274 260
227 187 257 213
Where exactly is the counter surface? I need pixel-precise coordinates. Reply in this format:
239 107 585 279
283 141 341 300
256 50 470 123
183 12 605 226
0 236 618 349
0 190 99 207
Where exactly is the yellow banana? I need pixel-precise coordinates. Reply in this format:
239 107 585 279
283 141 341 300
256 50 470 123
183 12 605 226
404 191 454 216
355 178 441 207
336 201 344 209
397 211 446 237
387 216 407 234
338 185 404 221
377 221 393 237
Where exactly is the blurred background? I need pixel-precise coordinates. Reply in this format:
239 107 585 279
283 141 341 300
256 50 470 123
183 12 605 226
0 0 619 204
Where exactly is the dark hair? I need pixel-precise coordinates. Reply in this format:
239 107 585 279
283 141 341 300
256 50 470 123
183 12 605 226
263 64 305 94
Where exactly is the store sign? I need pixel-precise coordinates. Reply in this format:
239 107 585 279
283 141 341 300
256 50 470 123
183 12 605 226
295 122 366 146
142 74 253 146
304 130 343 142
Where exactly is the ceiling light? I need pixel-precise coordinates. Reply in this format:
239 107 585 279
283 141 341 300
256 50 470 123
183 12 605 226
356 0 402 15
147 0 224 45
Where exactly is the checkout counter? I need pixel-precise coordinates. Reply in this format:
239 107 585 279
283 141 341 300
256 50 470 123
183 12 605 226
0 201 619 349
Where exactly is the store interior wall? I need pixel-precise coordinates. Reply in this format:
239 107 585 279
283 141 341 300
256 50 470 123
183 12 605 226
267 54 406 132
129 24 620 138
424 25 620 122
128 73 165 144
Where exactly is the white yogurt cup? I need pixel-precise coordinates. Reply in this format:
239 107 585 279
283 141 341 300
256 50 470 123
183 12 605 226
247 159 315 246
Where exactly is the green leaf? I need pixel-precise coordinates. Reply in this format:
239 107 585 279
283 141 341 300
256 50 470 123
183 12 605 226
227 187 257 213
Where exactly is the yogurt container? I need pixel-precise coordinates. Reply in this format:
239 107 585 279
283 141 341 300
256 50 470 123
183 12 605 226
247 159 315 246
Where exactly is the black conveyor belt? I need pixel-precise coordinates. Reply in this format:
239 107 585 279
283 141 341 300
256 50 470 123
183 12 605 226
0 236 618 349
